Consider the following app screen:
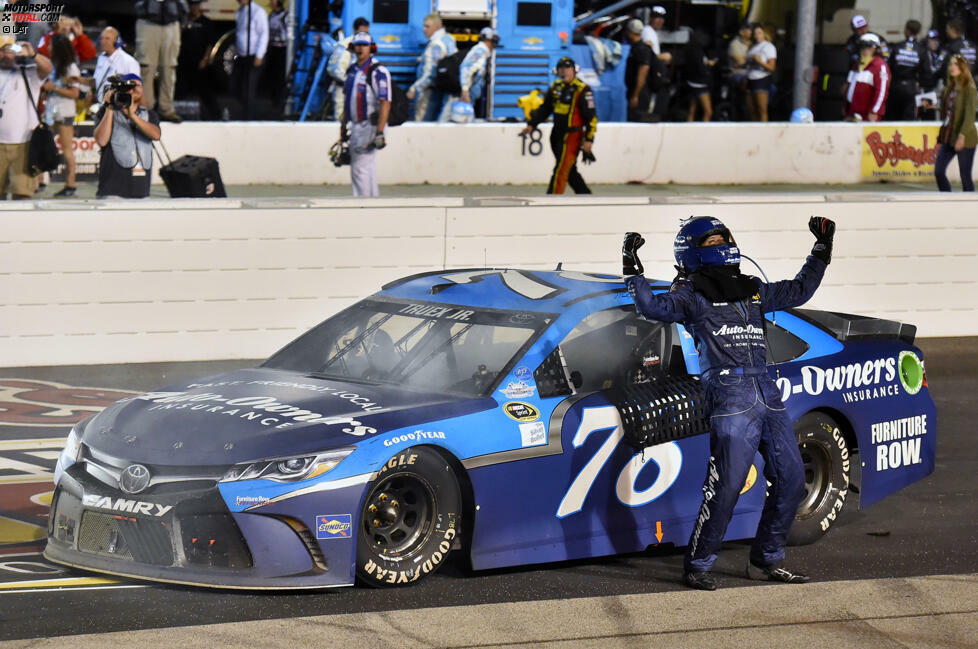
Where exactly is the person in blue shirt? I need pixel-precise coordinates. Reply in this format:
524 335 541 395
622 216 835 591
406 13 456 121
341 32 390 197
459 27 499 117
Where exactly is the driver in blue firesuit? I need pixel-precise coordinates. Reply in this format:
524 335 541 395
622 216 836 591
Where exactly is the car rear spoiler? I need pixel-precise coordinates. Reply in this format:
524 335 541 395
792 309 917 346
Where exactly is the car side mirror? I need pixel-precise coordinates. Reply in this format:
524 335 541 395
569 371 583 389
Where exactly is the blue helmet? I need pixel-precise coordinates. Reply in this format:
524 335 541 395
673 216 740 273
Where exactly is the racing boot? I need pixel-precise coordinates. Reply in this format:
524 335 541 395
683 571 718 591
746 561 811 584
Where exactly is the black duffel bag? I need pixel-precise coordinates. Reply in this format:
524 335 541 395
21 67 62 176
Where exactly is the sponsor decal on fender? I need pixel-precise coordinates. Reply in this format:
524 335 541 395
872 414 927 472
776 357 898 403
316 514 352 539
503 402 540 423
82 494 173 517
383 430 446 447
498 381 535 399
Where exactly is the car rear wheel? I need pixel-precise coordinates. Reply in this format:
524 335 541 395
788 411 851 545
356 447 462 587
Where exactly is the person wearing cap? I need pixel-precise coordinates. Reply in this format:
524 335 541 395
624 18 657 122
340 32 391 197
231 0 269 119
327 17 370 122
93 74 162 199
920 29 947 118
457 27 499 118
641 5 672 66
407 13 457 121
888 19 926 120
0 39 53 200
846 15 889 64
844 32 890 121
519 57 596 194
943 18 976 77
84 27 141 112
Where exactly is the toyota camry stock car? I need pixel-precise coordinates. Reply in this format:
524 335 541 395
46 268 937 589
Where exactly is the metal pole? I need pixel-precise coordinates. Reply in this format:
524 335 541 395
286 0 295 74
793 0 817 110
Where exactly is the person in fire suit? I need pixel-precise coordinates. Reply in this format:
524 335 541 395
844 33 890 121
519 57 597 194
888 20 926 120
622 215 836 591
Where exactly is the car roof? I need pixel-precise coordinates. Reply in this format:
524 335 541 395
378 268 670 313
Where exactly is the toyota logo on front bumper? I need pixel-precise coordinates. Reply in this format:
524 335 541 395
119 464 151 494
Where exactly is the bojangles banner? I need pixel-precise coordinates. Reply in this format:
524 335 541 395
861 125 940 181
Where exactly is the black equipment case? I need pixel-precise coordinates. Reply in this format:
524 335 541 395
155 141 227 198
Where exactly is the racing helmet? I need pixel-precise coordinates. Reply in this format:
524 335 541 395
329 140 350 167
790 107 814 123
673 216 740 273
450 100 475 123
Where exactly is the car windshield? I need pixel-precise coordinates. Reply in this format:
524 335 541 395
262 298 551 396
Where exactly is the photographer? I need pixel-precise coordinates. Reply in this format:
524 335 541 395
0 40 53 200
93 74 161 199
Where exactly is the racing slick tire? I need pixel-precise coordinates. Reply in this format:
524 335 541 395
788 411 852 546
356 447 462 587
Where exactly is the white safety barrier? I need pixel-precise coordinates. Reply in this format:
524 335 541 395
154 122 972 186
1 193 976 367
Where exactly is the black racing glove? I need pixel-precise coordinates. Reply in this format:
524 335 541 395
622 232 645 276
809 216 835 265
581 149 596 165
373 132 386 150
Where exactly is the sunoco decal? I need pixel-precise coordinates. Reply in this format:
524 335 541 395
130 391 378 436
776 357 898 404
316 514 352 539
504 402 539 423
871 414 927 471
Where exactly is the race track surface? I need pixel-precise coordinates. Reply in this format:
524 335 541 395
0 337 975 646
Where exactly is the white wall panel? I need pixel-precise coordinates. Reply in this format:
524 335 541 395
1 194 977 367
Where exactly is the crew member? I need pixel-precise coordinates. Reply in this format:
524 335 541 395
845 14 889 63
519 57 597 194
888 20 926 120
85 27 141 111
340 32 390 197
406 13 457 121
327 17 370 122
622 215 835 590
459 27 499 117
844 33 890 121
921 29 948 119
944 18 977 76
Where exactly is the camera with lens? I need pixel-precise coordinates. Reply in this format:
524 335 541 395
106 74 138 110
9 43 33 65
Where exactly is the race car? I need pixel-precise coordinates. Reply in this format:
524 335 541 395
45 268 937 589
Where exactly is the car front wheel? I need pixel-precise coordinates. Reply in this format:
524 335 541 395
789 411 852 546
356 447 462 587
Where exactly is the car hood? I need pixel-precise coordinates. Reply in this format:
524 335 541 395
82 368 494 466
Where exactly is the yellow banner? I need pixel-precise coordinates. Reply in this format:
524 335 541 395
861 125 941 181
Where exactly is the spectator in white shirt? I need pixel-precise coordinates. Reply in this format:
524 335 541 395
84 27 141 112
0 39 53 200
232 0 268 119
641 5 672 65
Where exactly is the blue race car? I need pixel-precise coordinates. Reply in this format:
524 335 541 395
46 268 936 588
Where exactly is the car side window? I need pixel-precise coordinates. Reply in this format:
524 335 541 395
556 307 667 393
765 319 810 364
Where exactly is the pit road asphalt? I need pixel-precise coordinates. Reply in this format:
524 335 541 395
0 337 974 648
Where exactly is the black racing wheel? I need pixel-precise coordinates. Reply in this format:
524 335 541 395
789 411 852 545
356 447 462 587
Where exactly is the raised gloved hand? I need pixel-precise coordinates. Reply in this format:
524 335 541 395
373 132 386 150
622 232 645 276
809 216 835 265
581 150 596 165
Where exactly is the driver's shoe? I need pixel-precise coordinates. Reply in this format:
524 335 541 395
746 561 811 584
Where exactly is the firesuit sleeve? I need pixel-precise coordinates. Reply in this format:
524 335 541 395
871 60 890 116
578 84 598 142
757 256 827 312
410 40 445 94
527 84 555 127
460 45 488 93
625 275 700 323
